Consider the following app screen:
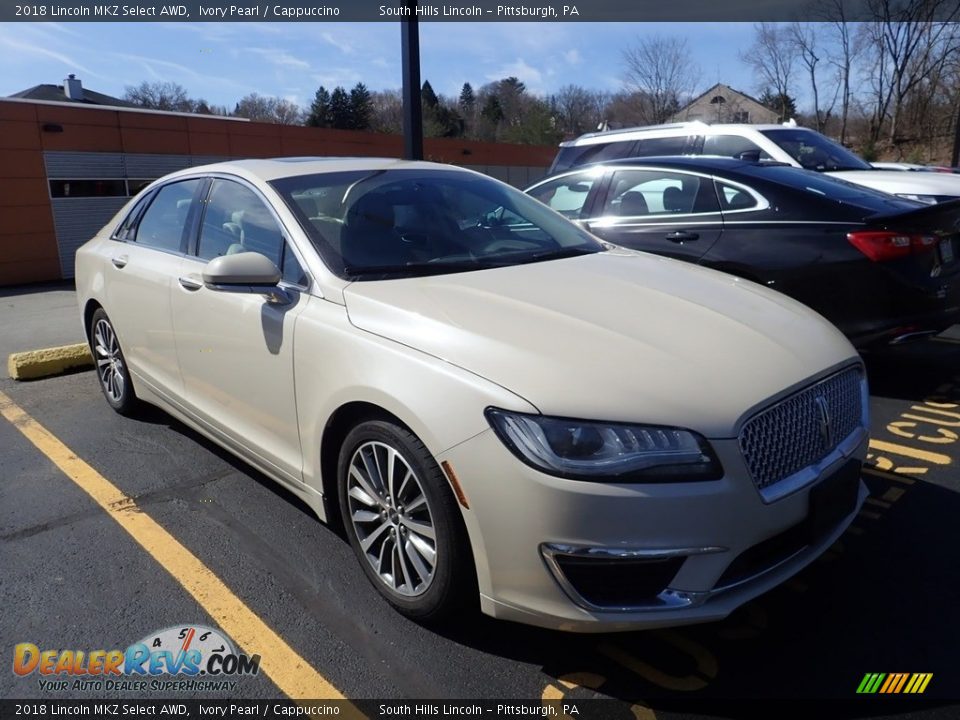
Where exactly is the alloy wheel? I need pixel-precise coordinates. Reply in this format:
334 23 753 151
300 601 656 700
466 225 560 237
346 441 437 597
94 318 126 404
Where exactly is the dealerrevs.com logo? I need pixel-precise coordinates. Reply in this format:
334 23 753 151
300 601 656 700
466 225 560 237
13 625 261 693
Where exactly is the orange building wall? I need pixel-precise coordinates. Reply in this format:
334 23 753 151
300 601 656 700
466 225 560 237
0 99 556 286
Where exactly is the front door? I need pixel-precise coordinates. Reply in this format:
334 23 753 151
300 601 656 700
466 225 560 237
171 177 310 485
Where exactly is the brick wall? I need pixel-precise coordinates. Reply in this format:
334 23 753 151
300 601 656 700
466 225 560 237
0 98 556 286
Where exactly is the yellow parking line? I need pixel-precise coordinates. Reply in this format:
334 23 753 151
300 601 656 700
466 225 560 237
0 390 352 704
868 440 952 465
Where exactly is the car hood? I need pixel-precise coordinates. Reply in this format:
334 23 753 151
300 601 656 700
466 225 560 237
829 169 960 198
343 249 858 437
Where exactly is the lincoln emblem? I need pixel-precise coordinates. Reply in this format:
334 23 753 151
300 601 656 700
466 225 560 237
815 395 833 449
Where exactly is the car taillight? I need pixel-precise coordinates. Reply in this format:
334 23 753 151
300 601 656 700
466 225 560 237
847 231 938 262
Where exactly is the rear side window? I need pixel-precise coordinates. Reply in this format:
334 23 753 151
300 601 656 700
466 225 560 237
603 169 719 216
133 179 204 253
716 181 759 211
113 192 153 241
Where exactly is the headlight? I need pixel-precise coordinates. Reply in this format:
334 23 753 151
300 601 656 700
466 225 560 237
894 193 943 205
485 408 722 482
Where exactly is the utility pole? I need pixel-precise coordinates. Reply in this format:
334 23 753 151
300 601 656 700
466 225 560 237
952 96 960 168
401 1 423 161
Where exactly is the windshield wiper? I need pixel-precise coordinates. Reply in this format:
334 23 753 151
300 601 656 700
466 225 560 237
343 260 488 279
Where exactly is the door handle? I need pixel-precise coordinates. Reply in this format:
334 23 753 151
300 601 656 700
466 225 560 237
111 255 128 269
665 231 699 243
178 276 203 291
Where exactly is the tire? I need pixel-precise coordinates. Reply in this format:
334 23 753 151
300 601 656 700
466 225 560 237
89 308 139 416
337 420 474 622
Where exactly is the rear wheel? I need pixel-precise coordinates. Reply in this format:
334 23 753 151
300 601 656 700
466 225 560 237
337 420 474 621
90 308 138 415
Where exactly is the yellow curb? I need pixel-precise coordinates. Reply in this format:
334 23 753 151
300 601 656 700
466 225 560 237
7 343 94 381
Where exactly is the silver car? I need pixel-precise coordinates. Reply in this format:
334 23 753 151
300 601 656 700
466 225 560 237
76 158 869 632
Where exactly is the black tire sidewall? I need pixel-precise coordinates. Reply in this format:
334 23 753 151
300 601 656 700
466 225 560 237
337 420 471 621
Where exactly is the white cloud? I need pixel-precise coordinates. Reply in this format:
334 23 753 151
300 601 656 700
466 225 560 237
0 32 99 79
312 70 363 89
486 59 543 87
250 48 311 70
321 32 354 55
564 49 581 65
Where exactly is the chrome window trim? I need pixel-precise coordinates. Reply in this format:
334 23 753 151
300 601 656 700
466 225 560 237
713 177 771 215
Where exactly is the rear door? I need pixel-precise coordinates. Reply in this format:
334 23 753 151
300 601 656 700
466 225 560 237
584 167 723 263
101 177 206 397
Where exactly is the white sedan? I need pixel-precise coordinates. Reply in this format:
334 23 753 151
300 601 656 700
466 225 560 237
76 158 868 631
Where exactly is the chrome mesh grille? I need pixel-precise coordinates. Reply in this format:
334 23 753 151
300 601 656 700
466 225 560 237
739 366 864 490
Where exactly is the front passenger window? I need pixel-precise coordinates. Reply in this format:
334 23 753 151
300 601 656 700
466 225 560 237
198 179 306 286
528 173 597 219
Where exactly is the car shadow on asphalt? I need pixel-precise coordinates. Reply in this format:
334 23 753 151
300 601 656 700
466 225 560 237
862 338 960 402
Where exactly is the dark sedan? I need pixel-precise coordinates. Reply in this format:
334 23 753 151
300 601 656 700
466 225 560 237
525 157 960 348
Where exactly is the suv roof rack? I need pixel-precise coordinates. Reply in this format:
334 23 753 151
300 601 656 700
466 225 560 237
576 120 709 141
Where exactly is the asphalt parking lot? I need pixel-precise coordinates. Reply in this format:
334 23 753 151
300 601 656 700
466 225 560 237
2 285 959 718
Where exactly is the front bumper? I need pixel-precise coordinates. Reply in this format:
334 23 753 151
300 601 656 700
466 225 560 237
438 428 868 632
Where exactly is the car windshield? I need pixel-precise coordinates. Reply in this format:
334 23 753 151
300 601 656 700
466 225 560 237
270 169 604 279
760 129 873 172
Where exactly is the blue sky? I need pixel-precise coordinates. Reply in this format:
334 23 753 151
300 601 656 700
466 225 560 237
0 22 764 110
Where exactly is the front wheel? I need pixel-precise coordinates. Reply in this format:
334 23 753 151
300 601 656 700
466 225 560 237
337 420 474 622
90 308 138 415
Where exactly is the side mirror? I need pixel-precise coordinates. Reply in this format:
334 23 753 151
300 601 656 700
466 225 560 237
202 252 290 304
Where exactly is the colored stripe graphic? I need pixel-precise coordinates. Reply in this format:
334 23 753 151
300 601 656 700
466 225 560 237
857 673 932 694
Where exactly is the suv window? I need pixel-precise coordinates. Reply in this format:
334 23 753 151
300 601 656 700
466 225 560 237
133 179 204 253
551 140 636 174
634 136 690 157
198 179 306 285
527 172 598 219
702 135 772 161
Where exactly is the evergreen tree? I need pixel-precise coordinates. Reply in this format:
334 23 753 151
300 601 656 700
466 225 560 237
307 86 331 127
480 95 504 124
329 87 352 129
421 80 439 110
758 89 798 124
458 83 475 113
349 82 373 130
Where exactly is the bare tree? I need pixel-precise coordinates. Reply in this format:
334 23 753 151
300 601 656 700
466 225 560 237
816 0 860 142
860 0 960 144
741 23 796 123
233 93 303 125
369 89 404 134
788 23 827 131
552 85 608 136
123 81 197 112
621 35 699 125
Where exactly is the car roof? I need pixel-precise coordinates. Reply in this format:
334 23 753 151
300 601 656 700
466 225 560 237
162 157 471 183
586 155 790 172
